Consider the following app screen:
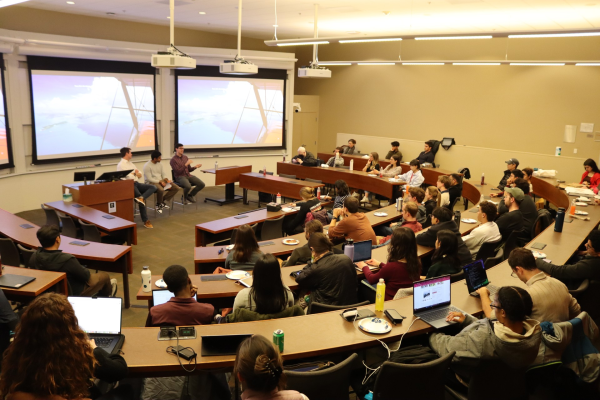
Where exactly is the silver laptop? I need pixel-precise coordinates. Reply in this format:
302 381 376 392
463 259 499 298
413 275 465 329
152 289 197 306
69 297 124 354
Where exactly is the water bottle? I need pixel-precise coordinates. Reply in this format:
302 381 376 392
481 173 485 186
454 210 461 229
283 155 286 162
263 165 267 177
375 279 386 312
141 266 151 293
555 207 565 232
570 199 576 216
379 169 383 178
396 197 400 211
317 187 321 199
344 239 355 262
276 193 281 204
215 161 218 170
349 159 354 171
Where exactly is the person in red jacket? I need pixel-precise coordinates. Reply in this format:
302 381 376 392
357 227 421 300
580 158 600 194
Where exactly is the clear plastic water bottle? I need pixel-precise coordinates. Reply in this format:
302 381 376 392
141 266 151 293
317 187 321 199
349 159 354 171
375 279 386 312
344 239 355 262
263 165 267 177
276 193 281 204
215 161 218 170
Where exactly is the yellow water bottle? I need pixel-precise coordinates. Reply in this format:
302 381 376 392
375 278 386 312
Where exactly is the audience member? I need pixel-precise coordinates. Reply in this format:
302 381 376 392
580 158 600 194
361 152 382 204
296 233 358 306
377 201 423 244
506 248 580 322
395 159 424 192
536 229 600 289
522 167 534 193
416 207 472 266
0 289 17 365
0 293 128 400
117 146 157 228
147 265 214 326
498 158 519 190
448 173 463 206
326 147 345 167
30 225 116 297
380 154 403 178
343 139 356 154
233 254 294 313
283 187 322 235
143 150 180 213
462 201 502 258
225 225 263 270
170 143 204 204
498 178 537 236
283 220 326 267
426 230 463 279
424 186 439 216
416 140 435 165
495 187 524 240
437 175 451 208
323 179 350 212
385 141 402 160
329 196 377 245
489 167 521 198
234 335 308 400
291 146 317 166
358 227 420 300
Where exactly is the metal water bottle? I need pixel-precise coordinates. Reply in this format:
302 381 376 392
344 239 355 262
141 266 151 293
554 207 565 232
349 159 354 170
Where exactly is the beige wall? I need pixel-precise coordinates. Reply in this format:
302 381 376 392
294 38 600 183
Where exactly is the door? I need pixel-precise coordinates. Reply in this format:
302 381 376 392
292 112 318 154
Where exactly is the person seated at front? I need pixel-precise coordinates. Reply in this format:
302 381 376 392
29 225 116 297
416 140 435 165
326 146 345 167
536 230 600 289
357 227 421 301
385 141 402 160
283 187 322 236
329 196 377 245
234 335 309 400
395 159 424 193
226 224 263 270
498 178 537 237
506 248 580 323
361 152 382 204
495 187 524 241
170 143 204 204
448 173 463 206
0 293 128 400
117 146 157 229
580 158 600 194
498 158 519 190
462 201 502 258
424 186 439 216
291 146 317 165
429 287 541 385
436 175 451 208
143 150 181 213
426 230 463 279
296 233 357 306
343 139 357 154
377 201 423 244
147 264 214 326
416 207 472 266
233 254 294 313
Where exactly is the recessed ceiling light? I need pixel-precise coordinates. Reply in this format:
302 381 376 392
198 11 205 14
402 62 445 65
167 16 170 19
66 1 74 3
357 62 395 65
453 62 501 65
509 32 600 38
416 35 492 40
576 63 600 66
340 38 402 43
276 41 329 46
510 62 565 66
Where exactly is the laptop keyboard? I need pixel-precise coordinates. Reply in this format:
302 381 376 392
420 306 462 322
94 337 113 348
471 284 499 297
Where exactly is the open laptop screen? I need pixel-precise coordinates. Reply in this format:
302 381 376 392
69 297 122 335
463 259 490 293
352 240 372 262
413 275 451 314
152 289 197 306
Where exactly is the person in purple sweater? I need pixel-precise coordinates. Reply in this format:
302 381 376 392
356 227 421 300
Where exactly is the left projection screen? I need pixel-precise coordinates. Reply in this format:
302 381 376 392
30 67 155 163
0 57 13 169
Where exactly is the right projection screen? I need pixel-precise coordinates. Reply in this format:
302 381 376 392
176 67 286 150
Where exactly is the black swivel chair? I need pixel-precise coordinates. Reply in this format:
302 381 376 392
59 215 79 239
17 244 36 268
0 238 21 267
79 219 125 245
260 216 285 240
475 240 502 263
41 204 61 229
502 228 528 261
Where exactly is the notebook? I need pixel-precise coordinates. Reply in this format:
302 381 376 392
413 275 465 329
152 289 197 306
463 259 499 297
69 297 124 354
201 334 252 357
0 274 36 289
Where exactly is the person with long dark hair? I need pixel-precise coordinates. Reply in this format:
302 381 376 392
426 230 462 278
0 293 127 400
323 179 350 211
234 335 308 400
233 254 294 314
358 227 421 300
580 158 600 193
225 224 263 270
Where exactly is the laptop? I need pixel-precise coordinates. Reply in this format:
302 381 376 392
413 275 465 329
463 259 499 298
68 297 124 354
152 289 197 306
0 274 36 289
342 240 372 263
201 334 252 357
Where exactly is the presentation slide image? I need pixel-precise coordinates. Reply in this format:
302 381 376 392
31 71 155 160
0 77 8 164
178 76 283 148
414 278 450 308
69 298 121 334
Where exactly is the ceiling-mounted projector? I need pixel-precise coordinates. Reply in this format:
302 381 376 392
152 45 196 69
220 58 258 75
298 64 331 79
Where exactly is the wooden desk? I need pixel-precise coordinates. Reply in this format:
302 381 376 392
317 152 391 171
239 173 325 205
1 265 68 302
63 180 135 222
0 208 134 308
44 201 137 245
201 165 252 206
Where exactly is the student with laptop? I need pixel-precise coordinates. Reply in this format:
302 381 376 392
146 264 214 326
425 230 463 279
461 201 502 258
29 225 117 298
295 233 358 306
0 293 128 400
225 224 263 270
357 227 420 301
329 197 377 245
416 207 472 266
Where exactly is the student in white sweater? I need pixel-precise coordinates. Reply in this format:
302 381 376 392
462 201 502 258
143 150 181 213
233 254 294 313
436 175 451 208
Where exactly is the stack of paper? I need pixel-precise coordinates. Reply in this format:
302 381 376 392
565 187 595 197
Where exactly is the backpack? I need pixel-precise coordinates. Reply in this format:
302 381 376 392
303 203 330 226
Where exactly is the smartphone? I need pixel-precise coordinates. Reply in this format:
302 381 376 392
234 215 248 219
384 309 405 325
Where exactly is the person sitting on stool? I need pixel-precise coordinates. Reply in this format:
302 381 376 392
117 147 157 229
170 143 204 204
143 150 180 213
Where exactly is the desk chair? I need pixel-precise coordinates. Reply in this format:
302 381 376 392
307 301 370 315
0 238 20 267
17 244 36 268
484 248 504 270
475 240 502 263
145 191 173 218
59 215 79 239
569 279 589 299
374 351 455 400
450 269 465 283
502 228 528 261
171 171 198 212
260 216 284 240
79 219 125 245
286 353 359 400
445 197 460 212
532 209 553 239
41 204 61 229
